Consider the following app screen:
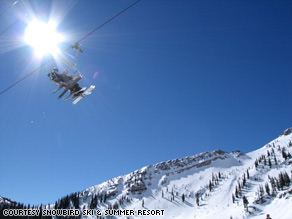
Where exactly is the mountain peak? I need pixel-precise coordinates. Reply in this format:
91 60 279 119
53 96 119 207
280 127 292 136
1 130 291 219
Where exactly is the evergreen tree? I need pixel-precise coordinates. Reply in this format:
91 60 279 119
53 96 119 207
171 187 174 200
265 183 270 196
283 171 291 187
255 159 259 169
90 194 98 209
54 201 58 209
209 180 213 192
242 174 246 187
243 196 249 211
268 158 272 168
235 186 239 198
182 193 185 203
60 195 70 209
258 185 265 203
271 185 276 197
274 155 278 165
276 178 280 191
232 194 235 204
113 202 119 209
195 192 200 206
75 193 80 209
279 172 285 190
238 182 242 197
108 203 112 209
282 148 288 160
103 193 107 203
39 205 43 218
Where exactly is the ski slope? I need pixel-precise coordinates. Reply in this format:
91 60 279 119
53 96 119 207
76 128 292 219
1 129 291 219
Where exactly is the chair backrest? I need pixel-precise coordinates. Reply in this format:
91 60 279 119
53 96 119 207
49 72 63 86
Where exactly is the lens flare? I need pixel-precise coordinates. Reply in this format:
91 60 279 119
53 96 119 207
24 19 64 58
93 71 99 79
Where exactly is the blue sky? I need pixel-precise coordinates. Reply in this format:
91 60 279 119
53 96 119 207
0 0 291 205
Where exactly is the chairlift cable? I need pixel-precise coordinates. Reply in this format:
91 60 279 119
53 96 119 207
0 0 18 18
0 0 142 96
0 1 21 36
75 0 142 44
0 1 44 37
0 18 21 36
0 60 53 95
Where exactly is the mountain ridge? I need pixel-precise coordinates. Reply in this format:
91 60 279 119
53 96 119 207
1 128 292 218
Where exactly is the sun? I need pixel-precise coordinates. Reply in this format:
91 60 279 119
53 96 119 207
24 20 65 58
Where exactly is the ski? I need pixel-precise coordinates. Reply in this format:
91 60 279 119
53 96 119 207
73 85 95 105
57 76 82 99
63 87 86 101
52 87 61 94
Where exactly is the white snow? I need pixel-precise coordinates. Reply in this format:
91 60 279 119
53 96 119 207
73 128 292 219
1 129 292 219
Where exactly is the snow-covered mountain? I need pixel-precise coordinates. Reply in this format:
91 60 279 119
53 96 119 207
1 128 292 219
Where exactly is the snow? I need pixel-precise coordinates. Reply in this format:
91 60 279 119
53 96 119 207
1 129 292 219
70 130 292 219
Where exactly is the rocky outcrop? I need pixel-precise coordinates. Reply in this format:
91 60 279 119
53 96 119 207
280 128 292 136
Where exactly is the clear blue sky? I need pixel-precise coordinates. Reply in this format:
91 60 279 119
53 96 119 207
0 0 291 206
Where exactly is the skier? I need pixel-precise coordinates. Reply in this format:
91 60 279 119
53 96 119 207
68 75 85 98
60 69 74 85
266 214 272 219
48 68 79 95
48 68 74 86
48 68 60 82
48 68 66 87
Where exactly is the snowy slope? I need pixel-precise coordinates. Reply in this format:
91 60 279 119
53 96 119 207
75 128 292 219
1 128 292 219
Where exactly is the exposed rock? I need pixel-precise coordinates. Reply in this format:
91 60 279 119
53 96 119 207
130 181 147 195
280 128 292 136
